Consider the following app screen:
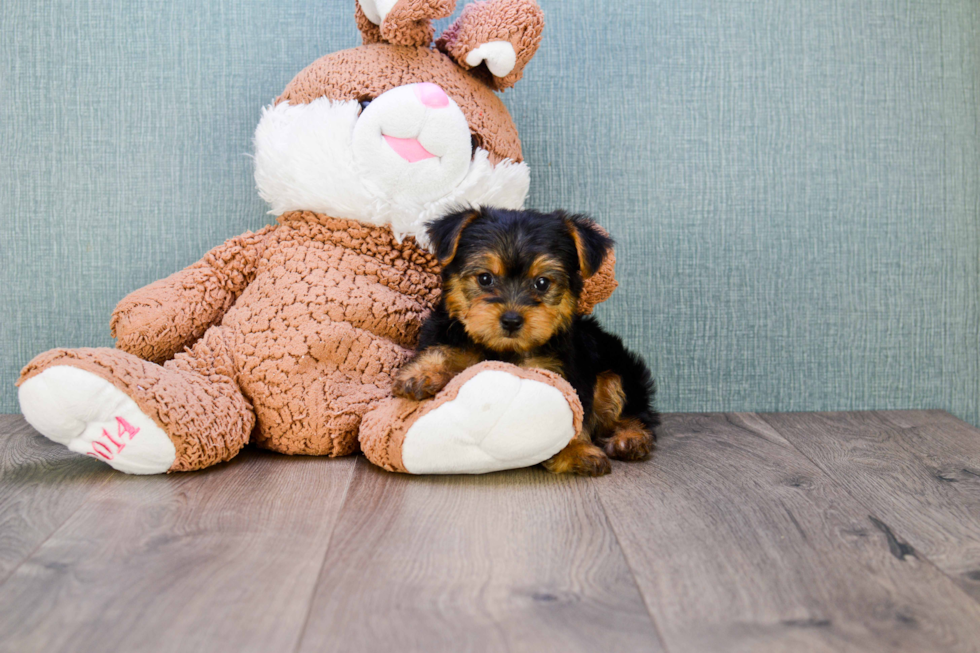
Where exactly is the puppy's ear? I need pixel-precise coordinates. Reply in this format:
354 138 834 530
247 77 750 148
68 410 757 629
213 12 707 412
427 209 482 265
563 213 614 279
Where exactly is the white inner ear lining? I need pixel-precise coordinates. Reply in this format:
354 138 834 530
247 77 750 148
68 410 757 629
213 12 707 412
359 0 399 25
465 41 518 78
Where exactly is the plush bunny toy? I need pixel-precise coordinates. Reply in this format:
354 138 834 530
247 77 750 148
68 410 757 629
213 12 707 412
17 0 617 475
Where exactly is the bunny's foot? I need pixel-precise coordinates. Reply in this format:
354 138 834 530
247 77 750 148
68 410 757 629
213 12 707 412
360 361 582 474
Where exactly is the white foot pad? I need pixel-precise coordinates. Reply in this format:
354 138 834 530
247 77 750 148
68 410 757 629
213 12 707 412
401 370 576 474
19 366 176 475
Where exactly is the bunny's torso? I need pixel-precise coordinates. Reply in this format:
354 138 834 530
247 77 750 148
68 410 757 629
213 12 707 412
210 212 441 456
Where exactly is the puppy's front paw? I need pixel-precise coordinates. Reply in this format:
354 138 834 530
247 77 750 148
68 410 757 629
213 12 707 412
543 440 612 477
392 369 450 401
604 419 654 461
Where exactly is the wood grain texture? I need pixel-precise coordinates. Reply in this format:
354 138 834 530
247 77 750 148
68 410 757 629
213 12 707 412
596 413 980 653
760 410 980 600
0 439 355 653
296 457 665 653
5 410 980 652
0 415 113 582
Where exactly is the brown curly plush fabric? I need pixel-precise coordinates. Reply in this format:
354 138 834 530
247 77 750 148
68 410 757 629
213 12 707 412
110 226 277 365
355 3 385 44
436 0 544 90
382 0 456 47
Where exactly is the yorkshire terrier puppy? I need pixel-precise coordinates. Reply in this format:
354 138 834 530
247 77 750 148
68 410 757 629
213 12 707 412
393 207 658 476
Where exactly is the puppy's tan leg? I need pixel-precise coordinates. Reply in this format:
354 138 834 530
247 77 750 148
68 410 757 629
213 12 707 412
518 355 564 375
592 371 654 461
592 371 626 436
543 436 611 476
393 346 482 400
545 371 645 475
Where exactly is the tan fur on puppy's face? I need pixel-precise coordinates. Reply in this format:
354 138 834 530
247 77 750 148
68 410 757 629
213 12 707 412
445 252 576 353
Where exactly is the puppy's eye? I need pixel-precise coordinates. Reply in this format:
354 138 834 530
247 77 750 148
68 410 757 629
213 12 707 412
477 273 494 287
533 277 551 292
359 99 373 114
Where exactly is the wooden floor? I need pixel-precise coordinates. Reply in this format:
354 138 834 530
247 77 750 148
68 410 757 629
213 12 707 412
1 411 980 652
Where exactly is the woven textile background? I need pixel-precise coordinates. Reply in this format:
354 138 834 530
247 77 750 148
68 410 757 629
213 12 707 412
2 1 978 422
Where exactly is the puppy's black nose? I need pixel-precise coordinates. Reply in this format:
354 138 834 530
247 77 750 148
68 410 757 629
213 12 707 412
500 311 524 334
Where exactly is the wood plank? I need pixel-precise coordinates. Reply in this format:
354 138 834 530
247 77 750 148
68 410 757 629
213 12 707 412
597 413 980 653
0 415 113 582
760 410 980 600
297 457 665 653
0 445 356 653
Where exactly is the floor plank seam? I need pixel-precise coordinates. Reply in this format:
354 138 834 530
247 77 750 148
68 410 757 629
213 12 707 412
0 470 113 588
291 456 359 653
590 477 674 653
755 412 980 608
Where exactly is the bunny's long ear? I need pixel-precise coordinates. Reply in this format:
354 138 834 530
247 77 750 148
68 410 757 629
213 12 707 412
436 0 544 91
356 0 457 47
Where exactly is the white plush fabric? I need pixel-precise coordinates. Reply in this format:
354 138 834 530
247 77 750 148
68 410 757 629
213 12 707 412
357 0 399 25
351 84 474 205
19 366 176 475
401 370 576 474
465 41 518 78
253 87 530 246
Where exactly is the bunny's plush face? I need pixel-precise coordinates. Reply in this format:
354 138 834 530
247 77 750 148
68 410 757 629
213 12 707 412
352 83 479 204
253 0 544 245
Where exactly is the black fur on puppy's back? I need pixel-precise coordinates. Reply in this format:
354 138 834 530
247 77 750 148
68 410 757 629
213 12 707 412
567 316 660 434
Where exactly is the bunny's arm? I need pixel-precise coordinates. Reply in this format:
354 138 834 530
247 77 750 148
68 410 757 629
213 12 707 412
110 225 277 364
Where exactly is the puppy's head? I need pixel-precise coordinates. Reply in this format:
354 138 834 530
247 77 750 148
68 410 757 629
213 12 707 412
427 207 613 352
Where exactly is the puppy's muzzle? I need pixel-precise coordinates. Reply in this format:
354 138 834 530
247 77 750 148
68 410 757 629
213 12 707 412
499 311 524 335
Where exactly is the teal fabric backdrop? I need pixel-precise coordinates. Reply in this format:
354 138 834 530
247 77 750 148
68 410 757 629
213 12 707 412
2 1 978 423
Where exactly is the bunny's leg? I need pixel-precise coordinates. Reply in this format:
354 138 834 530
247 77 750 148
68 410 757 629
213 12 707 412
18 327 253 474
359 362 581 474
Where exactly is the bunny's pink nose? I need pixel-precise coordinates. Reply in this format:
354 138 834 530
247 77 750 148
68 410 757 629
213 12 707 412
416 83 449 108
